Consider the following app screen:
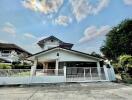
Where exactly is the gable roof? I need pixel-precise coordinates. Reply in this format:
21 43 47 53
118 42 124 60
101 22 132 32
37 36 63 45
37 35 74 49
29 46 104 60
0 43 32 56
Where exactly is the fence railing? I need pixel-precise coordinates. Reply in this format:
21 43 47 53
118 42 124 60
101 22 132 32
66 67 106 81
0 67 109 85
0 53 11 57
0 69 64 77
35 69 64 76
0 67 106 80
0 69 31 77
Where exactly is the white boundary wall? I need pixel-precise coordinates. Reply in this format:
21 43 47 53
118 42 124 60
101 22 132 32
0 66 116 85
0 76 65 85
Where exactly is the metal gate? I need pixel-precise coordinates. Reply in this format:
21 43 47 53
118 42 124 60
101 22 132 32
66 67 106 82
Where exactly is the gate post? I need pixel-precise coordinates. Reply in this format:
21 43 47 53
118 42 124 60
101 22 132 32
64 66 66 82
30 59 37 76
110 65 116 81
97 62 101 79
103 65 109 81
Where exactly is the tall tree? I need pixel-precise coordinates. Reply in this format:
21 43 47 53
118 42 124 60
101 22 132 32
90 52 102 58
100 19 132 60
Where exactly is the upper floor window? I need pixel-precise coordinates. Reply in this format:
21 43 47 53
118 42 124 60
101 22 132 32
51 39 54 42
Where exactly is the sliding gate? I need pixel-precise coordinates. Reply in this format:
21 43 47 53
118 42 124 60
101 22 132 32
66 67 106 82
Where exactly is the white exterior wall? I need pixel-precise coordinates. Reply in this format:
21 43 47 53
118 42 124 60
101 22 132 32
43 40 60 50
37 50 58 62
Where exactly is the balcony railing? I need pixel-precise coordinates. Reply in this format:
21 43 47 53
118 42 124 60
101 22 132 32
0 53 11 57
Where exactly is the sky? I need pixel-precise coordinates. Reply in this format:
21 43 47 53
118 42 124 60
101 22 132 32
0 0 132 54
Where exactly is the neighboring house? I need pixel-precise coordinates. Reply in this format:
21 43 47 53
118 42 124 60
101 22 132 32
29 36 116 82
0 43 32 63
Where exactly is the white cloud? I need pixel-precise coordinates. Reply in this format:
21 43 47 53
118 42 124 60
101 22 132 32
92 0 110 15
24 33 48 44
24 33 37 39
123 0 132 5
22 43 41 54
37 36 47 41
2 22 16 36
0 39 8 43
54 15 72 26
79 25 111 43
69 0 92 22
69 0 109 22
22 0 63 14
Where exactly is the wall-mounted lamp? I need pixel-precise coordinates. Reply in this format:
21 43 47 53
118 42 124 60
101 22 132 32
57 53 59 56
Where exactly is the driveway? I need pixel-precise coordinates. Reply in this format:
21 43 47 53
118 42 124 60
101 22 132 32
0 82 132 100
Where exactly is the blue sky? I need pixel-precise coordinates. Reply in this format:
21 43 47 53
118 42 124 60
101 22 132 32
0 0 132 54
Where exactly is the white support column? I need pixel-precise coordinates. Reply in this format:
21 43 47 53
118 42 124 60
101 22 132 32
55 59 59 75
90 67 92 80
64 66 66 82
97 61 101 79
84 68 86 80
30 59 37 76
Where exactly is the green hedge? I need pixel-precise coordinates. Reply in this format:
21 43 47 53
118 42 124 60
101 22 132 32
12 64 31 69
0 63 12 69
0 63 31 69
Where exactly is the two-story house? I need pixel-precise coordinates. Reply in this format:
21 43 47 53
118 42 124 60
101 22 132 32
0 43 32 63
29 35 116 82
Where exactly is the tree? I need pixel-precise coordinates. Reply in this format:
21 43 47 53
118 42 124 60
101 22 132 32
100 19 132 60
119 55 132 68
18 53 28 65
118 55 132 77
90 52 102 58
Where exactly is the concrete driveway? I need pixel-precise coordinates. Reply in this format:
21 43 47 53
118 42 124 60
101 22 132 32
0 82 132 100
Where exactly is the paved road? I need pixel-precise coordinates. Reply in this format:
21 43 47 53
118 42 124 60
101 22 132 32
0 82 132 100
